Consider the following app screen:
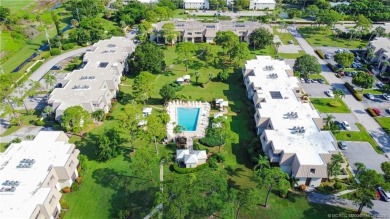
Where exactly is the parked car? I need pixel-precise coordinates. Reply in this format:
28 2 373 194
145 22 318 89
51 65 62 70
325 54 330 59
373 108 381 116
311 79 317 83
300 78 305 83
377 187 390 202
377 83 384 89
345 71 351 76
325 90 334 97
366 93 375 100
383 93 390 100
342 121 351 130
288 40 294 44
318 79 325 84
305 78 311 83
350 71 357 77
338 141 347 150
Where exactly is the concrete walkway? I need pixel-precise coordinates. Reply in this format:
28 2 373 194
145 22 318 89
288 26 390 158
144 161 165 219
0 126 43 143
308 192 390 218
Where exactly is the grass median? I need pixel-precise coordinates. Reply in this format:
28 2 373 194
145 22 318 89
310 98 350 113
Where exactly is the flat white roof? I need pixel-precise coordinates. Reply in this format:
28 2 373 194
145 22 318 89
143 107 153 114
251 0 276 4
0 131 74 218
184 0 208 3
245 56 336 165
48 37 133 112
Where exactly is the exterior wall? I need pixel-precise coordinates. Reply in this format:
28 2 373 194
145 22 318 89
197 159 207 165
206 37 214 43
295 177 322 188
184 1 209 9
42 169 59 189
186 163 197 168
29 189 62 219
249 2 276 10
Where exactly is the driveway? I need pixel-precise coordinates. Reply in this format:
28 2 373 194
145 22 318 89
289 25 390 157
308 192 390 218
342 142 388 174
301 82 332 98
320 113 359 131
0 126 43 143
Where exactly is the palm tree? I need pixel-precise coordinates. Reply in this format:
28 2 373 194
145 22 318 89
194 71 202 84
328 153 344 179
380 61 389 75
253 154 270 175
333 89 345 101
274 42 282 53
44 73 56 90
323 114 335 130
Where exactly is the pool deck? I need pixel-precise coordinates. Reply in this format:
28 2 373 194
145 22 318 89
166 101 211 140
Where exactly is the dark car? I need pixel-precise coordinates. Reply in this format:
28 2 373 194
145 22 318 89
377 187 390 202
51 65 62 70
318 79 325 84
304 78 311 83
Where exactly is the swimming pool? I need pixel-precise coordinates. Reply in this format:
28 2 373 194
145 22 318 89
177 108 200 131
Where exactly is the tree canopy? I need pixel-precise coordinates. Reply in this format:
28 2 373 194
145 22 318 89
176 42 197 71
118 104 142 151
334 52 355 67
133 71 155 103
162 23 179 45
250 27 274 50
96 128 124 162
352 72 375 89
159 84 176 103
128 42 166 74
293 54 321 75
61 106 91 134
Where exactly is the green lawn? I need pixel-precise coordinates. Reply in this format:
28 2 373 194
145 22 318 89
333 123 383 154
0 0 35 11
0 143 9 152
358 89 383 95
310 98 350 113
279 51 305 59
273 26 298 45
375 117 390 136
298 27 367 49
0 30 24 55
241 190 367 219
61 45 360 218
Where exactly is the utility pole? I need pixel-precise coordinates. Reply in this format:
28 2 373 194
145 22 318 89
45 28 51 50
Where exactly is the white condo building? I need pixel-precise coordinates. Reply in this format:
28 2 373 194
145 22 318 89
48 37 134 121
0 131 80 218
243 56 339 187
249 0 276 10
184 0 209 9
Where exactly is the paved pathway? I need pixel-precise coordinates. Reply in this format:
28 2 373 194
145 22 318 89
0 126 43 143
289 26 390 158
144 161 165 219
308 192 390 218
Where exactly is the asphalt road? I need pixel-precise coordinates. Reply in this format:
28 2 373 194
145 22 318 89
289 25 390 158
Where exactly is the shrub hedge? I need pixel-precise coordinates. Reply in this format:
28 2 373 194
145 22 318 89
367 108 378 117
315 50 325 59
50 48 61 56
172 163 208 174
62 187 71 193
62 43 75 50
71 182 79 191
327 63 337 72
344 83 362 101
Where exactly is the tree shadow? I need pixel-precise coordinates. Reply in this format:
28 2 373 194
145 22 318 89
223 67 256 168
92 168 158 218
188 60 203 70
73 132 100 161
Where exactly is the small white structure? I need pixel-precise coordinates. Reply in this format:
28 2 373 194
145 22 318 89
184 0 209 9
176 149 207 168
137 0 158 3
143 107 153 116
183 75 191 83
138 120 147 127
249 0 276 10
176 77 184 84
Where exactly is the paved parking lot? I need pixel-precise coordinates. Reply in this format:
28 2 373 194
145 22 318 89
342 142 388 174
321 113 359 131
301 82 332 98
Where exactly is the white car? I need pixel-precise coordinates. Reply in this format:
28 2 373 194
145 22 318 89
325 90 334 97
383 93 390 100
366 93 375 100
342 121 351 130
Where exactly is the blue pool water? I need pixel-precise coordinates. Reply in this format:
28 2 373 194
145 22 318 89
177 108 200 131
